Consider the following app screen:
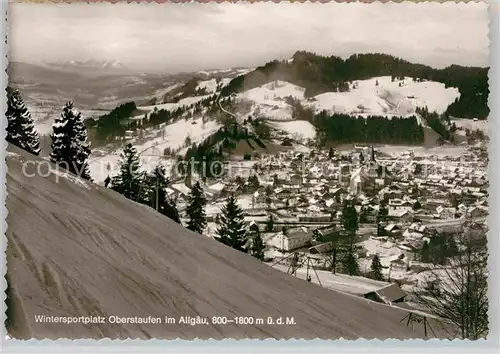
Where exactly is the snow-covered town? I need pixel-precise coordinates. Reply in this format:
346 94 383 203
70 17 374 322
5 1 491 341
165 140 488 294
73 73 488 308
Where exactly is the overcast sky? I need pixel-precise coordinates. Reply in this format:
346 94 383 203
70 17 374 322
9 1 489 72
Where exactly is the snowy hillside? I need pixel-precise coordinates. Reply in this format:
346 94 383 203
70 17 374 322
197 67 254 77
196 79 218 94
234 77 460 122
268 120 316 141
138 94 213 112
6 144 435 340
89 116 222 183
88 74 463 183
307 77 460 116
452 118 488 134
237 80 305 121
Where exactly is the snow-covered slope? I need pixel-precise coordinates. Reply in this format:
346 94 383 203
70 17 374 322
237 80 305 121
307 77 460 116
89 116 222 183
6 144 438 340
196 79 218 94
268 120 316 141
452 118 488 134
235 77 460 122
139 94 213 112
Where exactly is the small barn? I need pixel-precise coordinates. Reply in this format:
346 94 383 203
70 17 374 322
363 283 407 305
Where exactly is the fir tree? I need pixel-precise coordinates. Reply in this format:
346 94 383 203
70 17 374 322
342 202 358 238
343 252 359 276
163 196 181 224
110 143 143 200
342 202 359 275
216 195 247 252
421 240 431 263
249 229 265 261
370 254 384 280
6 88 40 155
247 175 260 191
265 215 274 232
186 181 207 234
328 147 335 159
50 102 91 180
144 164 181 223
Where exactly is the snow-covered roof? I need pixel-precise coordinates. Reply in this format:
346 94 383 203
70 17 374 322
207 182 226 192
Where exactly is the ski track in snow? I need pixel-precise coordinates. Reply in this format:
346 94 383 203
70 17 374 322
49 168 92 190
6 144 438 340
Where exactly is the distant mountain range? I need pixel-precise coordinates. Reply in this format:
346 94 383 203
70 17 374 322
6 61 248 134
46 59 127 70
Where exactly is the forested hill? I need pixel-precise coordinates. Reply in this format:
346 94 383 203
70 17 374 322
221 52 489 119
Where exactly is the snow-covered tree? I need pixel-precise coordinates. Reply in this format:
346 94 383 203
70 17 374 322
50 102 91 180
6 88 40 155
110 143 143 200
370 254 384 280
186 181 207 234
216 195 247 252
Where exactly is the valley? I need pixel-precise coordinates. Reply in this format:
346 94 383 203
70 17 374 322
6 51 490 340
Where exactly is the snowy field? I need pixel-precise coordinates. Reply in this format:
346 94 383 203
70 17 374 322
452 118 488 134
196 79 218 94
89 116 222 183
240 80 306 101
197 67 254 77
270 263 391 295
138 94 213 112
237 80 305 121
306 77 460 117
268 120 316 141
377 145 466 158
152 83 182 101
234 77 460 123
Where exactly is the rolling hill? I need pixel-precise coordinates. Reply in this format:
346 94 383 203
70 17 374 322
5 144 447 340
221 51 489 119
231 77 460 121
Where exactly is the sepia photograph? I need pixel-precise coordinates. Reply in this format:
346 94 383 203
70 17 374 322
4 0 490 341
